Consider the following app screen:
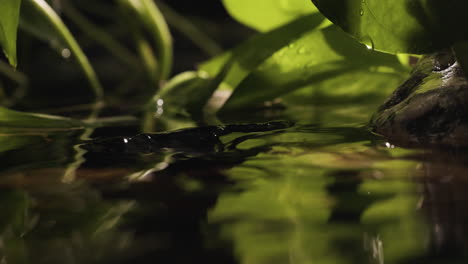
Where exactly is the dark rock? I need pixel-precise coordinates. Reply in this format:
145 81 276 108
371 50 468 147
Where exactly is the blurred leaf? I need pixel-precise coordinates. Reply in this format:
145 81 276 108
157 71 213 115
20 0 103 98
0 191 29 264
20 0 62 45
0 107 84 129
158 66 230 117
0 0 21 67
0 191 29 234
199 14 325 90
312 0 468 54
61 1 141 69
118 0 172 81
156 0 222 56
221 25 408 111
0 134 43 153
222 0 318 32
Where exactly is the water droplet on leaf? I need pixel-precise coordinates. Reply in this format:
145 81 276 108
360 8 364 16
362 36 375 50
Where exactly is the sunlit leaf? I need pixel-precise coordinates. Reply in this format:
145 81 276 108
0 0 21 67
221 25 408 111
222 0 318 32
199 14 325 90
311 0 468 54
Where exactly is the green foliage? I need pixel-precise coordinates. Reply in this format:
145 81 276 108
312 0 468 54
0 0 21 67
200 14 325 90
192 12 407 112
0 106 84 129
222 25 406 110
156 71 216 116
21 0 103 98
159 14 329 115
118 0 173 82
222 0 319 32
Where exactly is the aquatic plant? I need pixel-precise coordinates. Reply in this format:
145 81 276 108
0 0 465 124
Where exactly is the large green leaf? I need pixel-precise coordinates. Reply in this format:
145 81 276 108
0 0 21 67
222 0 318 32
220 25 408 111
199 14 325 90
312 0 468 54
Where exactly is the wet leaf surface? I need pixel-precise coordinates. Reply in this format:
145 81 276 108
312 0 468 54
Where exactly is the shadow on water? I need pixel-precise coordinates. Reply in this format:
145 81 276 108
4 109 468 263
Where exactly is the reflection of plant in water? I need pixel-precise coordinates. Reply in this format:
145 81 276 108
209 130 430 264
0 183 136 264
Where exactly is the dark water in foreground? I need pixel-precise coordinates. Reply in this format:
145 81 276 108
1 103 468 264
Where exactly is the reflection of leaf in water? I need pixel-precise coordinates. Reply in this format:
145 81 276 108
0 134 44 153
209 127 427 264
0 181 137 264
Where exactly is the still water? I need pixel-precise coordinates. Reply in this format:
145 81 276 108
0 101 467 264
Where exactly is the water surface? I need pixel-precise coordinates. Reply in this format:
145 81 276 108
0 102 466 264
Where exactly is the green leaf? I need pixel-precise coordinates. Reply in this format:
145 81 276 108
118 0 173 81
157 71 214 115
222 0 318 32
199 14 325 90
21 0 103 98
0 106 84 129
0 0 21 67
312 0 468 54
221 25 408 111
158 65 231 118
